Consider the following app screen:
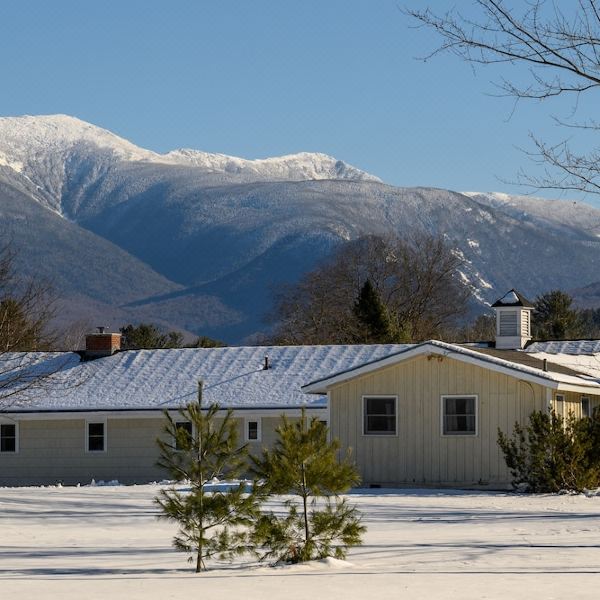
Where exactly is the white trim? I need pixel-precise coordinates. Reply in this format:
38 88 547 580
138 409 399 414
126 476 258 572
326 391 331 442
581 396 591 418
0 417 19 453
555 383 600 394
85 419 107 453
361 395 398 437
440 395 478 437
302 341 600 394
244 417 262 443
554 393 565 415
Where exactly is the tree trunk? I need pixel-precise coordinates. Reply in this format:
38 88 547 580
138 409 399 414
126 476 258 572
301 461 309 549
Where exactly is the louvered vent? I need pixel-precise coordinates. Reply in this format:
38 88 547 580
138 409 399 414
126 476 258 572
499 311 518 336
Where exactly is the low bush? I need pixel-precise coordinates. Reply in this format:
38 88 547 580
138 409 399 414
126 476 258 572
498 409 600 493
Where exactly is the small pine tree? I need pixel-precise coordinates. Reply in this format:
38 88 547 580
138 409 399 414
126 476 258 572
251 411 365 563
155 388 260 572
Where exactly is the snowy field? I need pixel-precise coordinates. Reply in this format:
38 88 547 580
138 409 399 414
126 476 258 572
1 485 599 599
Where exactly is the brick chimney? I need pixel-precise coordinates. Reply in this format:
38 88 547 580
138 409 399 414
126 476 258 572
85 327 121 358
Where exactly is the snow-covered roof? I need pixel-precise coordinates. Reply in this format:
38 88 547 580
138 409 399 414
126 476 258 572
491 289 534 308
302 340 600 394
1 345 408 413
526 340 600 355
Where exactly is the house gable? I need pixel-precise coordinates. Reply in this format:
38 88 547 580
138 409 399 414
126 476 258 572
302 340 600 395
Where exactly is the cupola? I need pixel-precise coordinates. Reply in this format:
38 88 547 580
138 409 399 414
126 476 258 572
491 289 534 350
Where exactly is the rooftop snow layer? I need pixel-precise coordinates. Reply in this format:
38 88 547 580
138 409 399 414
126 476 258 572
2 344 408 412
498 291 519 304
302 340 600 393
526 340 600 355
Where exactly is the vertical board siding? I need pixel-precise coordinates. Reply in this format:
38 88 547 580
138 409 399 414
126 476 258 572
329 355 554 488
552 391 595 419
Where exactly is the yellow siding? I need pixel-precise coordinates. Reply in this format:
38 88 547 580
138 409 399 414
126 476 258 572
0 413 298 486
552 391 600 419
329 354 549 488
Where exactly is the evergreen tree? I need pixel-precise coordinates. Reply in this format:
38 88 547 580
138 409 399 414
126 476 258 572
120 323 184 349
155 387 260 572
188 335 226 348
498 410 600 492
353 279 397 343
251 411 364 563
533 290 583 340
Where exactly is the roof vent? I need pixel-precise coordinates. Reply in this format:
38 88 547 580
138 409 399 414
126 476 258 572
264 356 270 370
491 289 534 350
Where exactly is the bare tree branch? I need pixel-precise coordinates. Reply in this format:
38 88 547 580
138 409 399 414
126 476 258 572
406 0 600 194
0 244 74 410
268 234 469 344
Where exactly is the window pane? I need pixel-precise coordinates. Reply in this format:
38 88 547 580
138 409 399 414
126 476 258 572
175 421 192 449
248 421 258 440
0 424 16 453
443 397 476 435
88 422 104 451
581 398 590 418
366 397 395 415
88 423 104 436
364 397 396 435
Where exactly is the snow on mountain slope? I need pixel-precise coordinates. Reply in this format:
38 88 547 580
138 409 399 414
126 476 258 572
165 149 382 182
463 191 600 238
0 115 380 216
3 115 600 341
0 114 159 163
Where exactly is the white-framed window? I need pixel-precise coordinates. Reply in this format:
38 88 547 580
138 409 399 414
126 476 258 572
174 421 193 450
441 395 478 436
555 394 565 416
581 397 591 418
0 421 18 453
245 418 261 442
86 420 106 453
363 396 397 436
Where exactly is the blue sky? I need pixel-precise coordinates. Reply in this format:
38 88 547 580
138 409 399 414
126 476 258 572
1 1 597 204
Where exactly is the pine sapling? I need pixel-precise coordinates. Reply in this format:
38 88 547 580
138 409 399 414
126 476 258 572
251 410 364 563
155 391 260 572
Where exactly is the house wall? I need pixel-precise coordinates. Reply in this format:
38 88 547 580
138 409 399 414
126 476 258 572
552 391 600 418
328 354 550 488
0 413 300 486
0 418 166 486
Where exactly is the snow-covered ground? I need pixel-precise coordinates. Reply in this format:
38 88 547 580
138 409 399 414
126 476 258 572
1 484 599 599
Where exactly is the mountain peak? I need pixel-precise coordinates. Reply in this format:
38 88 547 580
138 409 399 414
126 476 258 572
0 114 381 184
163 148 382 182
0 114 159 164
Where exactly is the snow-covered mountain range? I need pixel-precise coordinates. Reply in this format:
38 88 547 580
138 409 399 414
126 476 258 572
1 114 600 342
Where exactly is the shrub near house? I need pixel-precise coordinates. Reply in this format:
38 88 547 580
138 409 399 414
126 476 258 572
498 409 600 492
